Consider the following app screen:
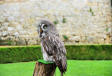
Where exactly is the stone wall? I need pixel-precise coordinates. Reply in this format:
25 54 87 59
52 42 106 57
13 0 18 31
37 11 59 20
0 0 112 45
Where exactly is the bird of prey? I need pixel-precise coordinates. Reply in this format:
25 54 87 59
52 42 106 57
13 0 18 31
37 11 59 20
38 20 67 76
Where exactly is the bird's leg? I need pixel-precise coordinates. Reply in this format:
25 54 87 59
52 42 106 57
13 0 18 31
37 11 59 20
61 72 63 76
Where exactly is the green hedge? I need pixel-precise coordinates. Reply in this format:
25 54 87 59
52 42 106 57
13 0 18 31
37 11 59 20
0 46 42 63
0 45 112 63
66 45 112 60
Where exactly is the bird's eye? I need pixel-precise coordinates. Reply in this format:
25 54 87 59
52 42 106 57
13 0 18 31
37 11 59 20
43 25 47 29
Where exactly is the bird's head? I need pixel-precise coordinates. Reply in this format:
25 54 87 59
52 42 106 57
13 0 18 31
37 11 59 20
38 20 57 38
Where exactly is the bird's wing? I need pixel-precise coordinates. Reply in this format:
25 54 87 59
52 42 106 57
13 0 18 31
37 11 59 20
42 35 66 56
42 35 67 74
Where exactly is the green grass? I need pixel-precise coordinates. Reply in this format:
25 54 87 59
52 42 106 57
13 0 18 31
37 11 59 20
0 60 112 76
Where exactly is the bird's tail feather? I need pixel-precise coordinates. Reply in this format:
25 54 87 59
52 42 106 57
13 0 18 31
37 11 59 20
61 72 63 76
54 55 67 76
61 56 67 73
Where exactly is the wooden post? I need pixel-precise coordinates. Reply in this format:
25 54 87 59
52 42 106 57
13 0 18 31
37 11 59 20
33 60 56 76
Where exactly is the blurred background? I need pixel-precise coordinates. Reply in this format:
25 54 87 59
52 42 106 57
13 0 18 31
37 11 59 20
0 0 112 76
0 0 112 45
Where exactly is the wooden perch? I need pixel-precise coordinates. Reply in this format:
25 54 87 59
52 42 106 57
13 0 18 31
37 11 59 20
33 60 56 76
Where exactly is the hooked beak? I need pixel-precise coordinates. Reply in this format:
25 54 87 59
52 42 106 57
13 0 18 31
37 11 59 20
40 28 43 34
39 27 43 38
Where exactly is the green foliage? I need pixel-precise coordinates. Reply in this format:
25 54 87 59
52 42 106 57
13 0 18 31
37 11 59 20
0 46 42 63
66 45 112 60
62 17 66 23
89 8 95 16
0 45 112 63
106 27 109 32
63 35 69 40
53 20 59 25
